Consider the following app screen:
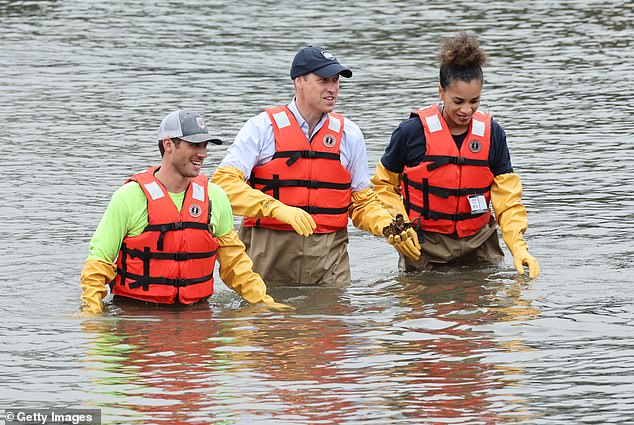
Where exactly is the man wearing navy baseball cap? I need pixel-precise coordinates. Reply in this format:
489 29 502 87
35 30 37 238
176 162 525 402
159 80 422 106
289 46 353 79
212 47 421 286
78 109 291 315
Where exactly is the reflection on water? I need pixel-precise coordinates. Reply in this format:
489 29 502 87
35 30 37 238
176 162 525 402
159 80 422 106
1 0 633 424
81 305 222 424
77 272 544 424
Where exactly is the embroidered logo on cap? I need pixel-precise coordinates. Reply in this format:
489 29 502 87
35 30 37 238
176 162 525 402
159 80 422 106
469 139 482 153
196 116 205 129
189 203 202 218
321 50 335 60
323 134 336 148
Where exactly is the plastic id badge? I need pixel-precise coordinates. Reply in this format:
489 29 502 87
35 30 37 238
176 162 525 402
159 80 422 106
467 194 489 214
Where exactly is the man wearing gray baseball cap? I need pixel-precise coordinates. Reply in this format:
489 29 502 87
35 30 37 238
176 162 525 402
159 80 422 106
212 47 421 286
157 109 223 144
78 109 291 315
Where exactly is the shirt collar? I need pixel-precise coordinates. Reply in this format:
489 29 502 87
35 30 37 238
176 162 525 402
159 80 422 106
288 98 328 138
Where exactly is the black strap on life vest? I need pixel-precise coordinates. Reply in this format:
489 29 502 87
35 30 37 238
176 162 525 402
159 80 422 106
402 173 412 215
402 175 488 222
117 243 217 291
273 150 341 167
117 192 216 291
144 221 210 251
423 155 489 171
124 247 217 261
249 174 351 200
123 271 215 290
408 202 487 222
248 203 350 228
247 150 349 226
298 205 350 215
404 179 490 199
119 242 128 286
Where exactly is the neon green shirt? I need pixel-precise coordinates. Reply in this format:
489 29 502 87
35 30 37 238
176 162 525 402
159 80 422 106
87 180 234 263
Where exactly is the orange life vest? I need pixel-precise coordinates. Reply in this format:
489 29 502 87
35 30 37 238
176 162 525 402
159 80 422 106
401 105 494 238
243 106 352 233
113 167 218 304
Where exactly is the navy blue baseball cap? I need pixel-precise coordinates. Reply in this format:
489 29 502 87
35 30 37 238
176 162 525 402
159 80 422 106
290 46 352 79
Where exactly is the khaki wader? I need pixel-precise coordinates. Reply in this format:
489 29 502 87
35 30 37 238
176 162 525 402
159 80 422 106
238 225 351 286
400 216 505 272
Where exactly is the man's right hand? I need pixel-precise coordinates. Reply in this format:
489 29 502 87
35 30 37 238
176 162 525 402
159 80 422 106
269 203 316 237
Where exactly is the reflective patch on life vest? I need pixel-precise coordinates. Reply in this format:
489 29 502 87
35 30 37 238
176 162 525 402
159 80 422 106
144 181 165 200
192 182 205 202
472 119 485 137
328 115 341 133
272 111 291 129
425 115 442 133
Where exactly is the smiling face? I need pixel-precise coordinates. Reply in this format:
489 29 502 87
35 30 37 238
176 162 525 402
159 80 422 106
167 138 208 178
295 73 340 116
438 78 483 134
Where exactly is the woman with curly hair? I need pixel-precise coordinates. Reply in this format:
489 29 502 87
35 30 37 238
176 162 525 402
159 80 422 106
372 31 540 277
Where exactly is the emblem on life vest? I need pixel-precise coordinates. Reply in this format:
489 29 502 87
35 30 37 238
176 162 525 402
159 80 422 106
469 139 481 153
189 203 202 218
323 134 336 148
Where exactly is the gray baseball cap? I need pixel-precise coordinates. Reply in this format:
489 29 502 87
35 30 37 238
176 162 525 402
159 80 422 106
157 110 222 144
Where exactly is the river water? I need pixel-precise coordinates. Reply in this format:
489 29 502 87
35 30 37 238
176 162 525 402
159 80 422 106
1 1 633 424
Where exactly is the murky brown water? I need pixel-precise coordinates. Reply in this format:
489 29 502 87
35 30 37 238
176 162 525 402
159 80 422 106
1 1 633 424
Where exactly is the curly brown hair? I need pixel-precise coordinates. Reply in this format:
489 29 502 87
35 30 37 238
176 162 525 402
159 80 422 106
438 31 488 89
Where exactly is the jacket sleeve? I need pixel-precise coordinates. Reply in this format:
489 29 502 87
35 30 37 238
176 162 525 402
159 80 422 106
216 229 274 304
370 161 408 218
349 187 394 237
211 165 281 218
491 173 540 277
80 259 117 313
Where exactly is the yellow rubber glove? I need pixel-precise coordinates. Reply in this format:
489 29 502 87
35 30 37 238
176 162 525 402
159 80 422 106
212 165 315 236
212 166 274 217
79 259 116 314
350 187 421 261
491 173 541 278
217 230 294 311
350 186 393 236
370 161 408 218
267 201 316 237
387 228 422 261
